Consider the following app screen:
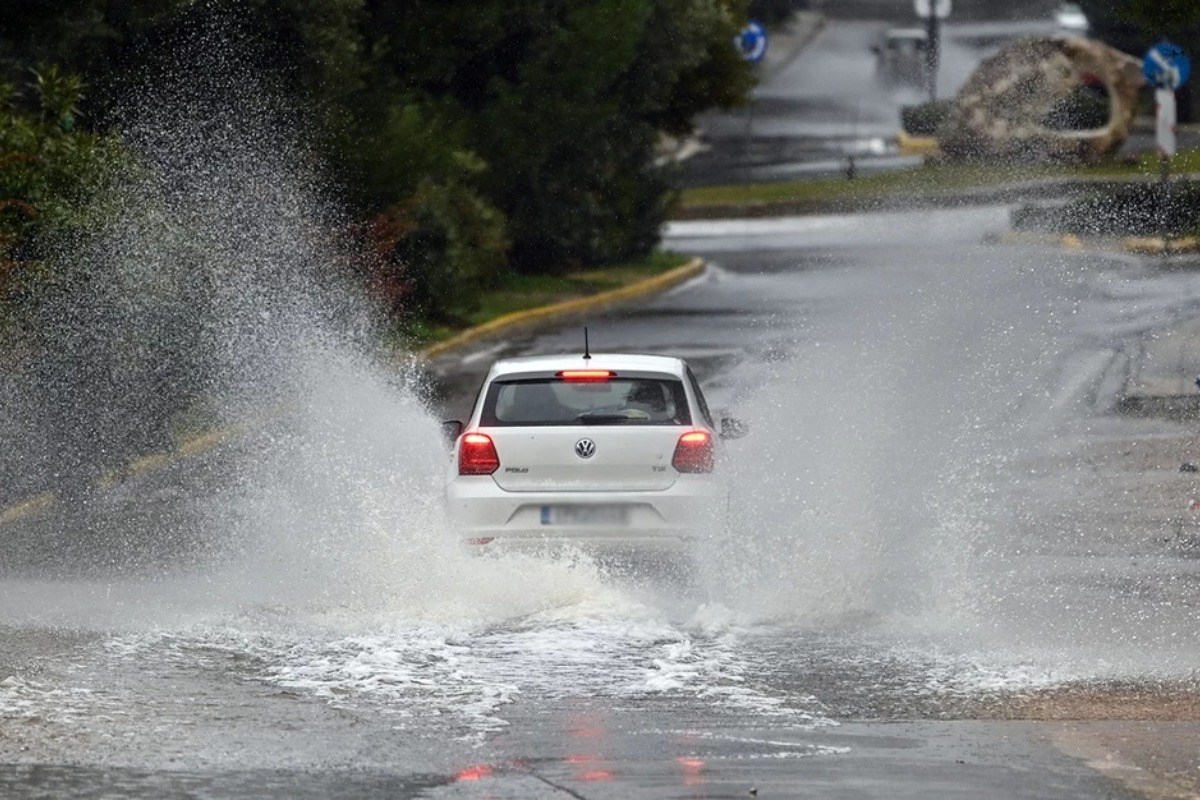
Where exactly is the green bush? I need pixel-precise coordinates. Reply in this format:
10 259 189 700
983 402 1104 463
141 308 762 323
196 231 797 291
900 100 955 137
377 0 753 274
0 1 754 323
0 66 123 297
363 173 509 325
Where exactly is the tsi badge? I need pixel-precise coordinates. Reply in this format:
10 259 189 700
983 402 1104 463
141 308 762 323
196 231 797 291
574 438 597 460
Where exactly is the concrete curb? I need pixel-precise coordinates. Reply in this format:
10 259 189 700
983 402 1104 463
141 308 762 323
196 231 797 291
419 257 706 360
987 231 1087 249
991 230 1200 256
1120 236 1200 255
896 131 939 156
675 172 1200 222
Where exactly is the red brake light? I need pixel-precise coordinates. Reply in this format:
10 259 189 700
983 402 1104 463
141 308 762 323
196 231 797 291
557 370 615 382
672 430 714 473
459 433 500 475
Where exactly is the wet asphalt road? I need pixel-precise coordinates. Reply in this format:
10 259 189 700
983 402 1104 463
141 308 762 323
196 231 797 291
8 202 1198 798
420 204 1200 797
10 6 1200 794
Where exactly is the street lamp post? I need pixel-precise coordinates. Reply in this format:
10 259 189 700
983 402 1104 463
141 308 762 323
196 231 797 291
925 11 940 101
914 0 950 102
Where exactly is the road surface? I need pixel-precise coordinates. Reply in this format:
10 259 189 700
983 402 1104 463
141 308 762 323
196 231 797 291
7 203 1200 797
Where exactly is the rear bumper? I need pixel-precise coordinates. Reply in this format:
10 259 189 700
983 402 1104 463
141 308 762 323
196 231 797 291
444 476 723 547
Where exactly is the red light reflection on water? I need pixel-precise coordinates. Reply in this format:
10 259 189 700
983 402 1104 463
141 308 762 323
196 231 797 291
676 756 706 786
565 753 613 782
455 764 493 781
565 711 616 782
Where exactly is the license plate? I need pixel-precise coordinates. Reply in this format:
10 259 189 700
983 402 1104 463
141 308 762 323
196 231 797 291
540 505 630 526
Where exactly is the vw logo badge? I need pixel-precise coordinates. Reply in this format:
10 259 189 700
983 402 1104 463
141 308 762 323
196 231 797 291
574 438 597 459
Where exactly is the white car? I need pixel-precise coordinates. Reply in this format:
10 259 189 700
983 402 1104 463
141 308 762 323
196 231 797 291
443 352 747 559
1054 2 1089 34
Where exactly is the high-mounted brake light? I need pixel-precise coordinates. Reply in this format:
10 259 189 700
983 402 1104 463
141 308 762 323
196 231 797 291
459 433 500 475
557 370 616 382
672 430 714 474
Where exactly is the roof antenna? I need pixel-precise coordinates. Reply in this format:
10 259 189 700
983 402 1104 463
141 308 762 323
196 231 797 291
583 327 591 361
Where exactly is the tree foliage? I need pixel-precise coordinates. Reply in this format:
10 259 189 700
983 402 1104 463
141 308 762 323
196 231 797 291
358 0 752 274
0 0 753 321
0 65 119 299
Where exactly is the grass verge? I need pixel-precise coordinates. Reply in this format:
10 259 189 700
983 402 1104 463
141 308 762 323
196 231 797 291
675 147 1200 218
402 250 692 348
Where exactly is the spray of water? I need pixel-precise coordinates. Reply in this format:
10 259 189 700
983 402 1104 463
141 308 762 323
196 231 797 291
0 16 642 636
671 205 1200 688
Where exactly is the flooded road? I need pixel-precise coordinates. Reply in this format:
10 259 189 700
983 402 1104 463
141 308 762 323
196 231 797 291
5 204 1200 796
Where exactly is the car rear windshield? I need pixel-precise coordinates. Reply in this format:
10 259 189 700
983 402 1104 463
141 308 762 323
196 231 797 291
480 377 692 426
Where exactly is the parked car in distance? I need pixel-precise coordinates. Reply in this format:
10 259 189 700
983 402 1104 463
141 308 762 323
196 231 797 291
443 353 747 562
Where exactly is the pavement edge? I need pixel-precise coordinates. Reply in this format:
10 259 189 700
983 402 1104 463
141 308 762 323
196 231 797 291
989 230 1200 255
419 257 706 360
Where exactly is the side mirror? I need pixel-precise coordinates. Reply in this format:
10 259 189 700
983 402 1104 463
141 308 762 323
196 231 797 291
441 420 463 448
720 417 749 440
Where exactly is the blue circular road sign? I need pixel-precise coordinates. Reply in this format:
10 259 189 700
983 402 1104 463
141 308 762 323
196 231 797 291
1144 40 1191 90
736 21 768 64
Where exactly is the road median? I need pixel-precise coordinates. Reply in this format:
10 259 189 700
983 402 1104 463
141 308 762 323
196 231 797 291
419 257 705 359
674 148 1200 222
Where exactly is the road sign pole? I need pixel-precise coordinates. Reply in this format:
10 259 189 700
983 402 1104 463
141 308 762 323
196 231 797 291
1156 87 1177 181
1143 41 1190 184
744 98 756 155
735 19 767 155
925 13 940 101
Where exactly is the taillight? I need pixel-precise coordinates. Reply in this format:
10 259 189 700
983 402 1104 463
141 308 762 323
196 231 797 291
557 370 615 382
672 430 714 473
459 433 500 475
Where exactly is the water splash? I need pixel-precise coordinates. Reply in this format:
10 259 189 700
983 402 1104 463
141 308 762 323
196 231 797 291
0 19 637 632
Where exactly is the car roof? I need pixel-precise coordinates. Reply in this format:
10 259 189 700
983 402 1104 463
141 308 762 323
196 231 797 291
486 353 688 380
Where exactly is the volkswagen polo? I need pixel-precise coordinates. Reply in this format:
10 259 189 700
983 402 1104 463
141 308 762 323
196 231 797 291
443 352 746 558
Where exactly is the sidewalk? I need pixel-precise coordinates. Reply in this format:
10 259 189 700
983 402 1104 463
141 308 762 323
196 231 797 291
759 11 826 81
